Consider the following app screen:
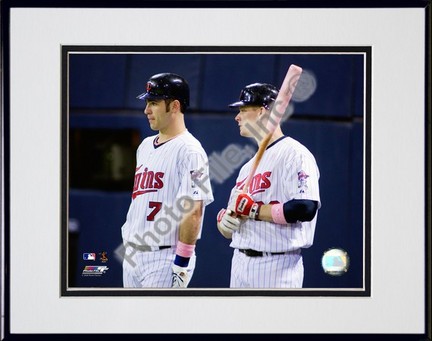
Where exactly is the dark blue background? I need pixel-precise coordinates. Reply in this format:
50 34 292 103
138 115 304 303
68 51 365 289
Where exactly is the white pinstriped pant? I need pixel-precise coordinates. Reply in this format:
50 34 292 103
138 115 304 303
230 248 304 288
122 245 196 288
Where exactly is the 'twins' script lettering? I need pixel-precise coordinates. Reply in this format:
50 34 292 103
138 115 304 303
237 171 272 195
132 165 165 199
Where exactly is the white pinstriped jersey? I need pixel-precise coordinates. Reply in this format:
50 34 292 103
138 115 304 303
121 130 214 247
228 136 320 252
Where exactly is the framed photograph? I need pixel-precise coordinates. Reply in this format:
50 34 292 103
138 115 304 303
1 0 430 338
61 46 370 297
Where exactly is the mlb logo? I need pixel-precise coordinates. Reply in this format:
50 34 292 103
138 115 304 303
83 253 96 261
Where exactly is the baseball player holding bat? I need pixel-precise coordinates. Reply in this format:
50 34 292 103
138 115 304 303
121 72 214 288
217 82 321 288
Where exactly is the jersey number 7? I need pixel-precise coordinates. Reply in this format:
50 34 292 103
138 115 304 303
147 201 162 221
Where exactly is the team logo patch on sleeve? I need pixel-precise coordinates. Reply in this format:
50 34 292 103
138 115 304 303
298 170 309 193
190 169 204 188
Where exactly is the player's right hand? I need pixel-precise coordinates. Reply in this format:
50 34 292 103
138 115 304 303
232 192 260 219
217 208 242 237
171 264 190 288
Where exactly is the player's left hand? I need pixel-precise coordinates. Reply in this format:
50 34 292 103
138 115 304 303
232 191 260 220
171 264 190 288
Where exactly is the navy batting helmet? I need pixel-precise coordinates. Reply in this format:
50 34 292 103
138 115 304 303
137 72 190 110
228 83 279 109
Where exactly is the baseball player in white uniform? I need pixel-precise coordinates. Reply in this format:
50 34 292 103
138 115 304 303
217 83 321 288
121 73 214 288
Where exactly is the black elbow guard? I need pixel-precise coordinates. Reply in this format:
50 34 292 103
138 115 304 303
283 199 319 223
